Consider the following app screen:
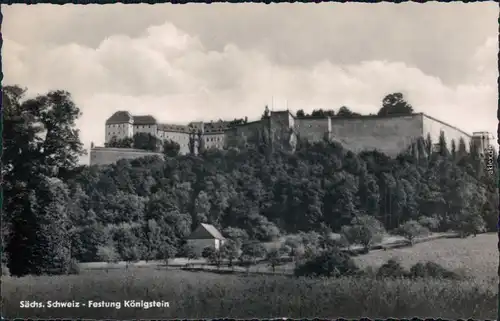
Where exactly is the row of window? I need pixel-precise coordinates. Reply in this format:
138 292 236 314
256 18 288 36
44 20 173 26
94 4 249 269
108 124 154 129
107 131 224 141
205 137 223 142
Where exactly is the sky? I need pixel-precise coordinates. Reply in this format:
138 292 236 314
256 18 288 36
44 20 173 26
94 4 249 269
3 3 499 161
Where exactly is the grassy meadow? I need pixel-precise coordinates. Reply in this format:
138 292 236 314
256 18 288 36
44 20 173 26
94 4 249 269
2 233 498 319
354 233 498 282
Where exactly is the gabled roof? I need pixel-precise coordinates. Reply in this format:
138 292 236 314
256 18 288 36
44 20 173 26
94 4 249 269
133 115 157 125
106 111 134 124
187 223 226 240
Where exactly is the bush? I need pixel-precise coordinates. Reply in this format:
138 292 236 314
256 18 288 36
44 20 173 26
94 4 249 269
97 245 120 264
409 261 461 280
201 247 216 259
67 259 81 275
376 259 407 279
294 249 359 278
417 216 440 232
394 220 429 245
179 244 198 261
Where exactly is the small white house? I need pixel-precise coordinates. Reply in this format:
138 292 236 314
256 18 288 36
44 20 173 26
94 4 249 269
186 223 226 256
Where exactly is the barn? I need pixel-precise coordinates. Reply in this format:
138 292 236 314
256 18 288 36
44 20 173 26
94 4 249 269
186 223 226 256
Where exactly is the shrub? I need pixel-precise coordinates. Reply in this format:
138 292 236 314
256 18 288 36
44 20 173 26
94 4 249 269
417 216 440 232
294 249 359 278
201 247 216 259
179 244 198 261
376 259 407 279
409 261 461 280
97 245 120 264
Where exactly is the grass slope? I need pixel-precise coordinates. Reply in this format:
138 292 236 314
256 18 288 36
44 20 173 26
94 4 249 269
2 233 497 319
354 233 497 281
2 268 495 319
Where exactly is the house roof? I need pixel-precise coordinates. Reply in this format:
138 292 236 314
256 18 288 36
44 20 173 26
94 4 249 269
158 123 190 133
133 115 157 125
203 120 230 133
187 223 226 240
106 111 134 124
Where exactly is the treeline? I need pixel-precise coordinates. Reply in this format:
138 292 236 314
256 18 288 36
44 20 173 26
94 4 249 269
66 134 496 263
2 85 497 278
296 92 414 118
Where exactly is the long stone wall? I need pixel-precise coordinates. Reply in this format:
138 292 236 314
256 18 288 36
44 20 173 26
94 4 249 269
294 116 331 142
90 147 164 166
224 121 264 147
100 111 475 164
327 114 424 157
422 114 472 151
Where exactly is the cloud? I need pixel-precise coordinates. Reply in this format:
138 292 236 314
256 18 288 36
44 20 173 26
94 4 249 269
3 16 497 162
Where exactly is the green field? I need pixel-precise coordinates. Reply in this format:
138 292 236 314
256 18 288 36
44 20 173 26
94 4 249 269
2 233 497 319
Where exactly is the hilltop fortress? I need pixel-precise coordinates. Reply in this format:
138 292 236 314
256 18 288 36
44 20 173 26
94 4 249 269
90 109 493 166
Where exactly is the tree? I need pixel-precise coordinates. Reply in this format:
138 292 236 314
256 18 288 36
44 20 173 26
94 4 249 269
202 247 216 260
378 92 414 116
133 133 161 152
220 240 240 268
456 212 486 238
417 216 440 232
437 131 449 157
105 136 133 148
179 244 198 262
113 225 143 266
450 139 457 160
163 139 181 157
222 227 249 247
3 86 86 246
240 242 267 270
161 243 178 267
282 235 303 261
296 109 306 117
7 176 73 276
194 191 211 225
261 105 270 119
395 220 429 245
265 248 283 273
341 215 385 252
97 245 120 272
202 247 222 267
337 106 360 117
294 249 359 278
141 219 166 261
311 109 335 117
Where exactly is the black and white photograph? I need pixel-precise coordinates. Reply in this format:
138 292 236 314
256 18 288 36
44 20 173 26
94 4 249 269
2 2 499 319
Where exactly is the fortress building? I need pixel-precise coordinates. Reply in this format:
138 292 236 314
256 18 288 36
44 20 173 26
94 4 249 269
90 109 489 166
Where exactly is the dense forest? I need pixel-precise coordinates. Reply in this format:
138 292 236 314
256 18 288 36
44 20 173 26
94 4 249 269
2 85 498 277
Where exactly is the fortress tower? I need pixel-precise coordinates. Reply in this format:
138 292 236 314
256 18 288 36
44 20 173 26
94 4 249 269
471 131 494 156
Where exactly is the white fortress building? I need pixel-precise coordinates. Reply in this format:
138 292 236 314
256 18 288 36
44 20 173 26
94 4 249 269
90 110 493 166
